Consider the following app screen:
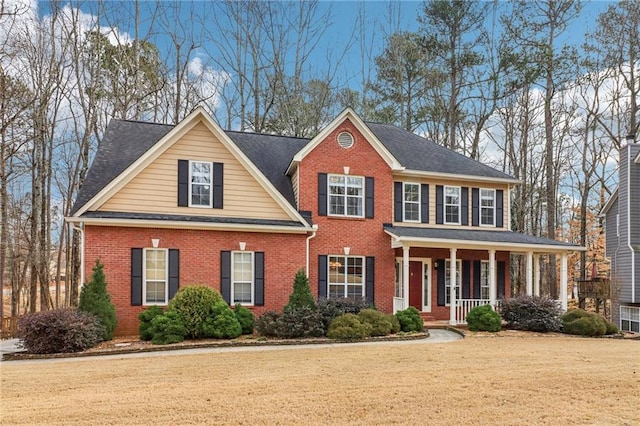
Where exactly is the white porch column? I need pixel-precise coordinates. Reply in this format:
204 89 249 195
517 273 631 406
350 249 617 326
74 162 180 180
402 245 410 310
560 253 568 311
526 251 534 296
489 249 496 307
533 254 541 296
449 248 458 325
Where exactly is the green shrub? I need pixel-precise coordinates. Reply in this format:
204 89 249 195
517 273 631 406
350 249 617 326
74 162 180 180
255 311 281 337
18 309 104 354
605 319 619 335
78 259 117 341
274 306 324 338
395 307 424 332
388 314 401 334
201 301 242 339
167 286 223 338
284 269 316 312
466 305 502 332
500 295 562 332
234 304 255 335
327 314 372 340
562 309 611 336
357 309 392 336
138 306 164 341
150 310 187 345
317 297 373 333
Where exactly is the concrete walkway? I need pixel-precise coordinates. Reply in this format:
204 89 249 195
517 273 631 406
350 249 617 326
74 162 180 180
1 329 462 364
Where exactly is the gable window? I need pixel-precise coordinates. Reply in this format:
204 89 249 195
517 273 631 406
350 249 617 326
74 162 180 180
328 255 364 299
189 161 212 207
445 186 461 224
445 259 461 305
480 189 495 226
328 174 364 217
232 251 254 304
480 261 490 299
144 248 168 305
403 183 420 222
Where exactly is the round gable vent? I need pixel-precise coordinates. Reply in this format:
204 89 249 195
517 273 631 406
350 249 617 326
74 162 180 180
337 131 354 149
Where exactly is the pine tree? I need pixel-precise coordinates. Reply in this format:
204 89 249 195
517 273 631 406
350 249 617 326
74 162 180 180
284 269 316 312
78 259 117 340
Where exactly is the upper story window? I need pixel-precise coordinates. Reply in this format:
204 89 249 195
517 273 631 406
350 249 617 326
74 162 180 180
144 248 168 305
403 183 420 222
190 161 212 207
329 174 364 217
444 186 461 224
480 189 495 226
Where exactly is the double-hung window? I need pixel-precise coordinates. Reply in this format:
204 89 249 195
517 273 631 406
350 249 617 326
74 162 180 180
232 251 254 305
403 183 420 222
620 306 640 332
144 248 168 305
190 161 212 207
328 255 364 299
328 174 364 217
480 261 490 299
444 186 461 224
444 259 461 305
480 189 495 226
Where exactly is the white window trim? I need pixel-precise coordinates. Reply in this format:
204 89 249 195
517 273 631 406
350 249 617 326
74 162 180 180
403 182 421 223
328 255 365 299
143 248 169 306
444 186 461 225
444 259 462 306
231 251 254 306
480 188 496 227
189 160 213 208
327 174 365 218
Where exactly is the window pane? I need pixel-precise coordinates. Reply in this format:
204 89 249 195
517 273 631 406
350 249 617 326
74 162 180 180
146 281 166 303
405 203 419 221
233 282 252 304
233 252 253 304
404 184 419 201
346 196 362 216
329 195 345 215
328 256 363 299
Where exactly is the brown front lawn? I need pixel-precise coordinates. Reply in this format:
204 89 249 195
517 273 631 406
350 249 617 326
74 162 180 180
1 334 638 425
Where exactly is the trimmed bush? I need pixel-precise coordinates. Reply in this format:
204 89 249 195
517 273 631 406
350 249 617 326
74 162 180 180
327 314 372 340
357 309 392 336
500 295 562 332
395 307 424 332
274 306 324 338
562 309 616 336
466 305 501 332
255 311 281 337
18 309 104 354
605 319 619 335
284 269 316 312
167 286 224 338
234 304 255 335
202 301 242 339
138 306 164 341
388 314 401 334
78 259 117 341
150 310 187 345
317 297 373 333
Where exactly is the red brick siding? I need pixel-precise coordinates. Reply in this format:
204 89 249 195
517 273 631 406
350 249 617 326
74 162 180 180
84 226 307 335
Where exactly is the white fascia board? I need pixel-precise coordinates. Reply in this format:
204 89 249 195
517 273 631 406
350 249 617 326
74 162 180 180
598 188 619 217
394 169 520 185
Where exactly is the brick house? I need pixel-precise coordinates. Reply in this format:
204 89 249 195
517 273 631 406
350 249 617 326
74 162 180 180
67 107 583 335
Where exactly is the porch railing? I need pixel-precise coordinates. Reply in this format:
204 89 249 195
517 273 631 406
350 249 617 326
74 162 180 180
456 299 491 324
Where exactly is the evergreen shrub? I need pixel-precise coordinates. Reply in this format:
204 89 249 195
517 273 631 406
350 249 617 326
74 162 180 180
202 301 242 339
274 306 324 338
234 304 255 335
317 297 373 333
150 310 187 345
255 311 280 337
357 308 393 336
167 286 223 338
284 269 316 312
562 309 616 336
395 307 424 332
500 295 562 332
138 306 164 341
327 314 372 340
466 304 501 332
78 259 117 341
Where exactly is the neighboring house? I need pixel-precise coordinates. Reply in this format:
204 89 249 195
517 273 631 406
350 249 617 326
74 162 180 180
601 135 640 333
67 107 583 335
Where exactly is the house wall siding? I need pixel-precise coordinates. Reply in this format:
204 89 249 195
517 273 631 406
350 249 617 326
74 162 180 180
84 225 307 335
99 121 291 220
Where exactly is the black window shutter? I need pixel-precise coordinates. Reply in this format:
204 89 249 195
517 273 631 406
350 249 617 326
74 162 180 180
221 251 231 304
421 184 429 223
318 255 328 298
254 252 264 306
472 188 480 227
131 248 143 306
436 185 444 224
394 182 403 222
497 261 506 298
473 260 481 299
496 190 504 228
365 257 375 304
213 162 224 209
365 177 374 219
461 187 469 226
437 259 445 306
177 160 189 207
318 173 328 216
168 249 180 300
462 260 471 299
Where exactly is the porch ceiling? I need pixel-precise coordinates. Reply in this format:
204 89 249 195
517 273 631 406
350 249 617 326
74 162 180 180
384 225 585 254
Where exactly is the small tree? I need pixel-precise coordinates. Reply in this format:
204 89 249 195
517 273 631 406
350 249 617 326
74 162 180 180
78 259 117 341
284 269 316 312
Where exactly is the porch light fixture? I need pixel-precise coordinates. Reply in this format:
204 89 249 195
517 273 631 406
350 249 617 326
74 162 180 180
343 247 350 255
151 238 159 248
239 241 246 251
343 166 350 175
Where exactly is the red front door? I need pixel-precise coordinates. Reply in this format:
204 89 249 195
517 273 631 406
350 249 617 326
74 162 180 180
408 261 422 310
